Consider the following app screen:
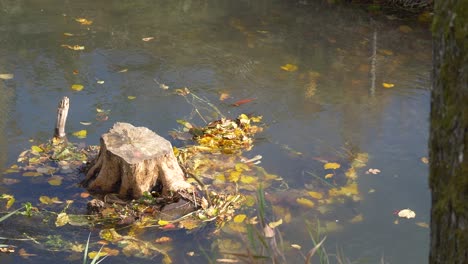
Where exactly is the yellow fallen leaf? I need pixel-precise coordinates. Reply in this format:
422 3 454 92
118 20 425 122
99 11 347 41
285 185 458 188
39 196 62 205
55 212 69 227
158 220 170 226
280 63 298 72
296 198 315 208
61 44 85 50
324 173 334 179
71 84 84 91
63 33 74 36
127 96 136 100
72 130 87 139
75 18 93 25
307 191 323 199
268 219 283 228
31 145 43 153
382 82 395 88
0 73 14 80
88 251 107 259
142 37 154 41
291 244 302 250
398 208 416 219
324 162 340 170
233 214 247 223
219 93 230 101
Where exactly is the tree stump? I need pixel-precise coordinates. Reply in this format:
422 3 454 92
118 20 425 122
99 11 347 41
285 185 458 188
83 122 193 199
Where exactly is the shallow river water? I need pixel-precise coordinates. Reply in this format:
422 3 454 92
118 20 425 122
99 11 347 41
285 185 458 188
0 1 432 263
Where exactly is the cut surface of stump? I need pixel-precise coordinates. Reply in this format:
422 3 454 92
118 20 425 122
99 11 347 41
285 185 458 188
83 122 193 199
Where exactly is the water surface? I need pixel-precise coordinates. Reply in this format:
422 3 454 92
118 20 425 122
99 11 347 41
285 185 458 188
0 1 431 263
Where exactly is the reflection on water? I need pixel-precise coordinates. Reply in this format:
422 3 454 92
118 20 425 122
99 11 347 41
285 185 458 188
0 1 431 263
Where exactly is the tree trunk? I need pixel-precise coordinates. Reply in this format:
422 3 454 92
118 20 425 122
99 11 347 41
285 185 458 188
429 0 467 263
83 122 193 200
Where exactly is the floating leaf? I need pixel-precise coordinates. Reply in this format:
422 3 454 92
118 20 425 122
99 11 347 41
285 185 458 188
71 84 84 91
61 44 85 50
88 251 107 259
0 73 14 80
23 171 43 177
1 194 15 209
416 222 429 228
307 191 323 199
398 208 416 219
80 192 90 198
233 214 247 223
72 130 87 139
159 83 169 90
219 93 230 101
382 83 394 88
127 96 136 100
31 145 43 153
280 63 298 72
296 198 315 208
324 173 334 179
39 196 62 205
324 162 340 170
97 80 105 84
291 244 302 250
80 121 92 126
158 220 170 226
55 212 69 227
142 37 154 41
63 33 74 36
75 18 93 25
268 218 283 228
421 157 429 164
232 98 256 107
154 236 172 243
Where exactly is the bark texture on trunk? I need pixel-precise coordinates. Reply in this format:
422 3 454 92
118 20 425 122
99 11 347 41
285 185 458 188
429 1 467 263
83 122 193 199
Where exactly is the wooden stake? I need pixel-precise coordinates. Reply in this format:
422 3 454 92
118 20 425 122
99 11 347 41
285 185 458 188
54 96 69 139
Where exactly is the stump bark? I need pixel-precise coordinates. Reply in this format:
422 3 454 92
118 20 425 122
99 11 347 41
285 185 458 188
83 122 193 199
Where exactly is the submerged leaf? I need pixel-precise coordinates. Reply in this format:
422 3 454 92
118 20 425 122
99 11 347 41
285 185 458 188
23 171 43 177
